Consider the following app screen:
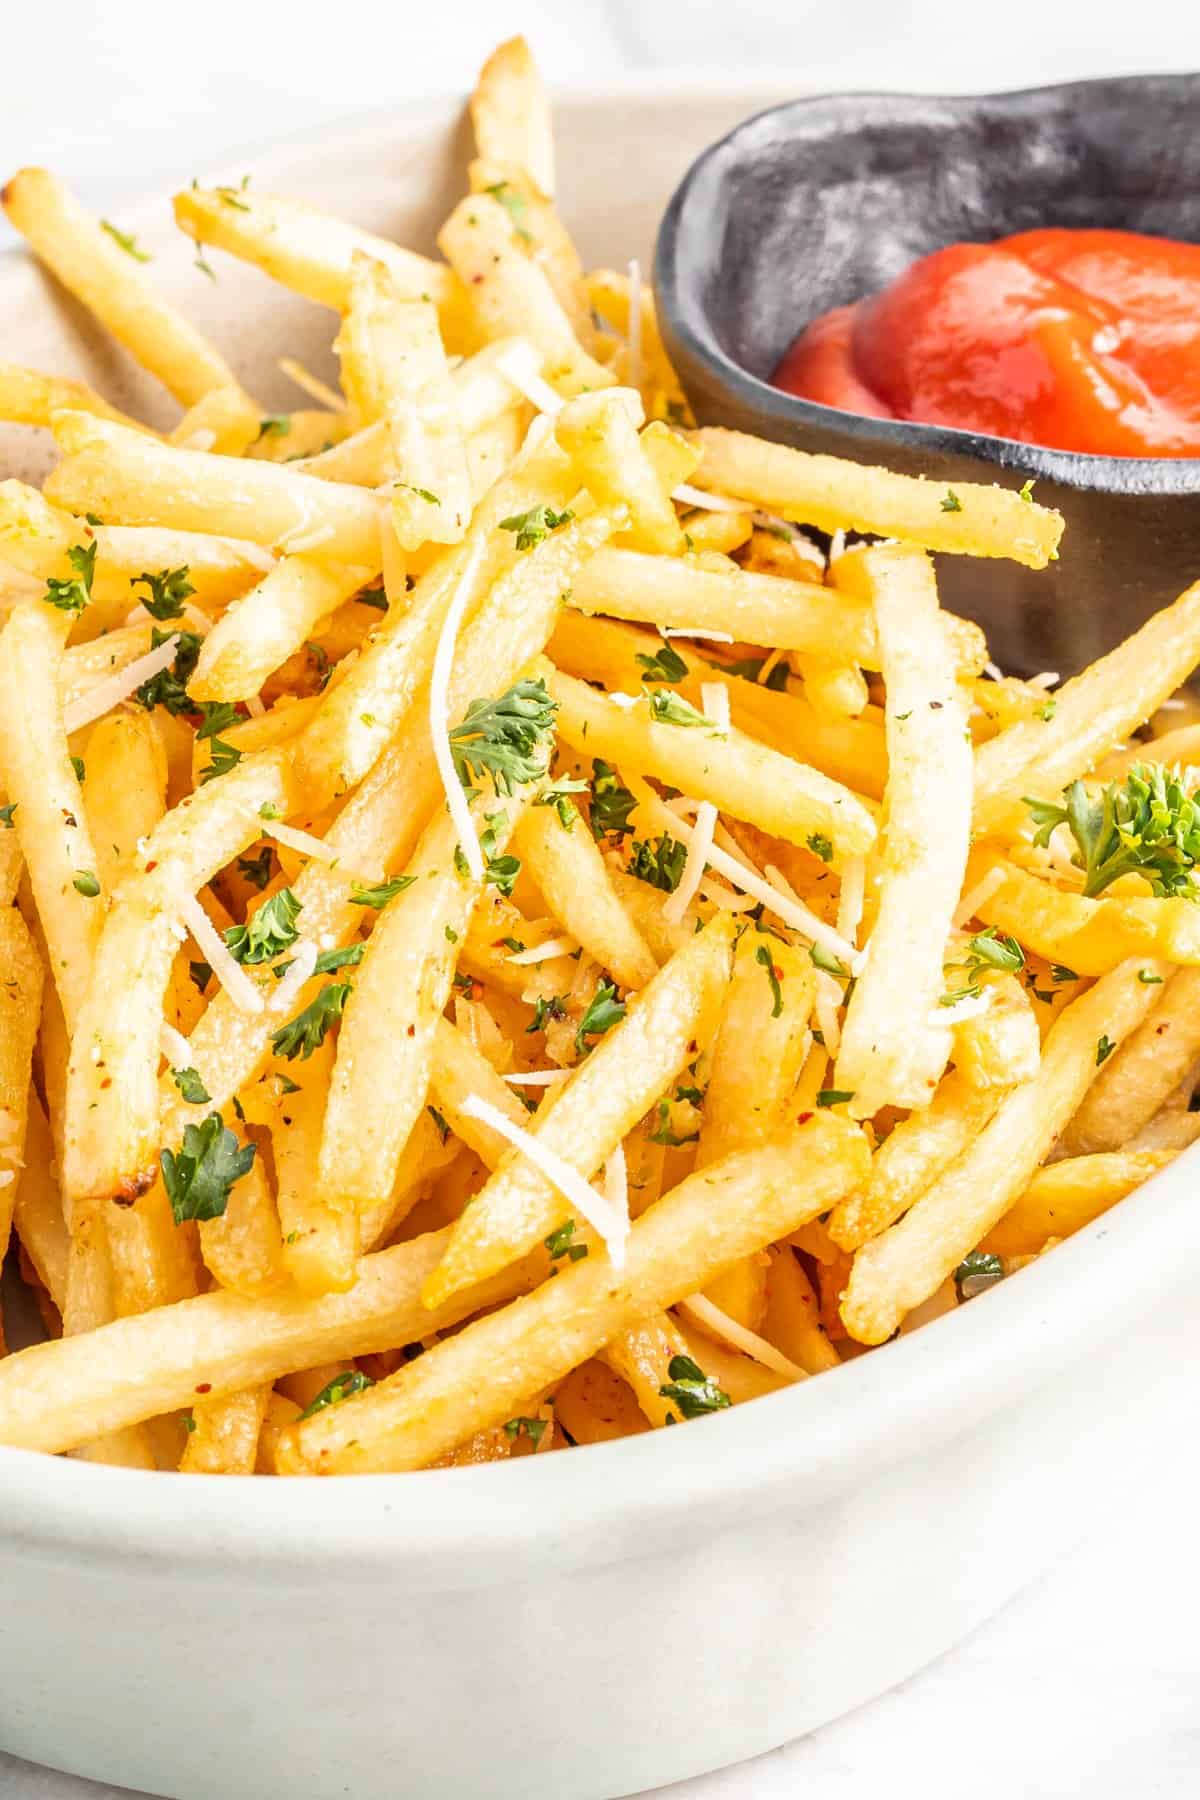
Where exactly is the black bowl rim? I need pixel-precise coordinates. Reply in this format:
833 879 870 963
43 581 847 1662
654 70 1200 499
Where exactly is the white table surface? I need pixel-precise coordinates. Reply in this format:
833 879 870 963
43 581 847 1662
4 2 1200 1794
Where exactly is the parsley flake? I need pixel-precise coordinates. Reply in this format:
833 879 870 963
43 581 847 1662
170 1066 212 1105
755 944 784 1017
544 1219 588 1263
101 220 151 261
575 981 625 1055
43 542 96 618
498 504 574 552
222 887 301 965
449 678 557 795
658 1353 730 1418
589 760 637 839
270 981 352 1061
160 1112 256 1225
349 874 417 909
132 566 195 621
298 1370 375 1419
634 642 688 684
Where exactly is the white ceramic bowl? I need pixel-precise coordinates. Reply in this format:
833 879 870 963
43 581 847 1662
3 82 1200 1800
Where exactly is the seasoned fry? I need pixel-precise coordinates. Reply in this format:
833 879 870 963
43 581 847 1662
189 554 369 703
1064 965 1200 1154
969 855 1200 973
689 427 1064 567
279 1115 868 1473
3 167 241 407
512 803 657 992
470 36 556 197
0 909 43 1264
180 1386 270 1475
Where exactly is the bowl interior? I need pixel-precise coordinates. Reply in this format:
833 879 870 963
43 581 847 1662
679 74 1200 385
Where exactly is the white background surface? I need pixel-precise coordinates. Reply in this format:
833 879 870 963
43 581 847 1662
4 2 1200 1795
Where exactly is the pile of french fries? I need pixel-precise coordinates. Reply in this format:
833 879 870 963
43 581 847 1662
0 39 1198 1477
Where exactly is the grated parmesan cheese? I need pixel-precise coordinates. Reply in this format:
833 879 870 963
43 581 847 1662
460 1093 630 1267
953 864 1006 929
502 1068 570 1086
63 633 181 736
271 938 318 1014
506 935 578 965
176 892 264 1015
494 341 565 416
836 856 865 950
278 356 345 412
663 683 727 926
934 990 993 1027
677 1293 807 1381
604 1139 629 1226
662 627 734 644
159 1023 192 1067
670 482 746 513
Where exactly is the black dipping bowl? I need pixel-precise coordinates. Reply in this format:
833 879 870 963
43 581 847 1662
655 74 1200 678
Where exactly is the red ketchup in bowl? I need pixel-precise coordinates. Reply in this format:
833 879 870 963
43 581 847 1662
774 229 1200 456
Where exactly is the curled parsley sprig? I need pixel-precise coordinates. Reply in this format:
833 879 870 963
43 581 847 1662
449 678 557 795
1024 764 1200 899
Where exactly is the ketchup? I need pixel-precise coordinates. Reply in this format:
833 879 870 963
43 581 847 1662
774 230 1200 456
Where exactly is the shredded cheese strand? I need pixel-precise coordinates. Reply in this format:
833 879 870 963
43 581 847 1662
677 1294 807 1381
604 1139 629 1225
502 1069 571 1086
663 683 728 927
836 855 866 949
460 1094 630 1268
953 865 1006 930
160 1023 192 1068
662 627 734 643
670 482 746 513
278 356 345 412
494 342 565 416
505 935 578 965
63 633 180 736
935 990 993 1027
176 892 264 1016
271 939 319 1014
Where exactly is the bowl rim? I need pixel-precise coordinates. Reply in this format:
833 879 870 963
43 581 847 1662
4 80 1200 1571
654 69 1200 494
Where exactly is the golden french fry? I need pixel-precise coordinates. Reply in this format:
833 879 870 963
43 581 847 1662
470 36 556 197
762 1247 840 1374
13 1092 68 1308
554 1360 648 1442
180 1386 270 1475
970 855 1200 974
189 554 369 703
3 167 242 407
45 411 383 565
83 708 168 890
841 957 1170 1342
546 662 877 866
172 185 466 335
951 973 1041 1089
1064 965 1200 1154
467 160 592 344
586 270 690 422
169 384 262 457
601 1313 692 1429
279 1114 869 1473
438 195 614 398
0 362 148 433
827 1068 1005 1251
422 914 736 1309
981 1147 1185 1258
0 601 102 1029
555 391 683 555
199 1146 286 1299
697 932 813 1167
690 427 1064 568
512 803 657 992
974 577 1200 836
0 909 44 1263
833 547 972 1115
63 750 295 1206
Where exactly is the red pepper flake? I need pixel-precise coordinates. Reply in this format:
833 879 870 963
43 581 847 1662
195 1382 212 1395
796 1111 813 1125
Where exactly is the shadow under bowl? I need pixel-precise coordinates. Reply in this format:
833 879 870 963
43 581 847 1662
655 73 1200 679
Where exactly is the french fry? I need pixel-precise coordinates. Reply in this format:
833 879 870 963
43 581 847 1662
512 804 657 991
841 958 1170 1342
468 160 592 344
169 384 263 457
421 915 735 1309
601 1313 692 1429
833 547 972 1114
83 709 168 890
689 427 1064 568
279 1114 868 1473
1101 721 1200 778
1063 965 1200 1154
428 1017 529 1160
586 270 690 422
554 1360 648 1442
199 1145 285 1300
696 932 813 1166
12 1093 68 1308
63 750 296 1206
2 167 242 408
969 855 1200 974
974 577 1200 836
548 610 889 800
470 36 556 198
546 663 877 866
438 195 614 398
794 655 870 722
189 554 369 703
0 362 148 433
180 1386 270 1475
45 412 383 566
981 1147 1184 1258
0 1222 539 1454
318 791 530 1213
555 391 683 555
951 973 1041 1090
0 908 44 1263
762 1247 841 1374
0 601 102 1028
258 1043 360 1296
827 1068 1004 1251
172 185 467 339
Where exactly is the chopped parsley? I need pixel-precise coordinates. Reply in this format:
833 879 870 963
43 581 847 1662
1018 479 1036 503
954 1249 1005 1299
806 832 833 864
941 926 1025 1004
349 874 417 909
396 482 440 505
236 846 274 891
754 944 784 1017
635 642 688 684
101 220 151 261
485 181 534 245
940 489 962 513
449 677 557 795
528 994 568 1034
298 1370 375 1420
648 1097 700 1147
199 736 242 784
816 1088 854 1108
809 943 848 979
43 542 96 618
628 832 687 893
1096 1034 1116 1067
575 981 625 1055
0 804 15 828
1050 964 1079 984
70 756 85 784
170 1066 212 1105
498 504 574 552
544 1219 588 1263
658 1353 730 1419
647 687 720 730
589 760 637 839
131 565 195 620
1137 968 1164 985
188 959 212 995
716 654 791 692
222 887 301 964
72 871 100 897
1038 699 1057 722
270 981 352 1061
503 1415 547 1445
256 416 290 441
136 628 201 716
1025 764 1200 898
427 1105 450 1145
535 775 588 830
160 1112 256 1225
